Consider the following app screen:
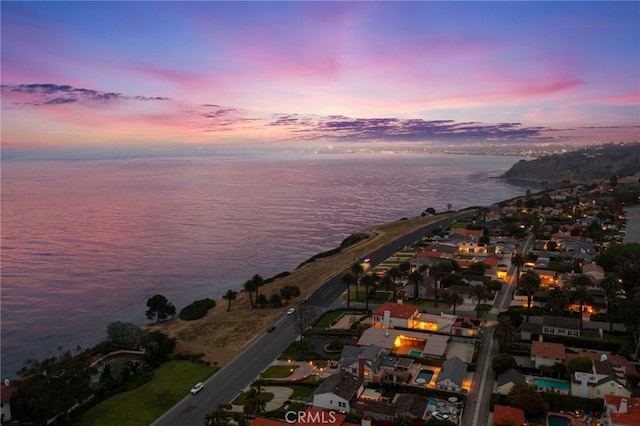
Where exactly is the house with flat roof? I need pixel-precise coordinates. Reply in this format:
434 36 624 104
357 327 450 358
435 356 467 393
531 340 566 368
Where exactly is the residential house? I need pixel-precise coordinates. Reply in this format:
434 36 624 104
377 355 414 385
0 380 16 423
542 315 581 338
450 228 483 241
307 372 364 413
452 316 482 337
492 405 526 426
392 393 429 419
602 395 640 426
571 355 632 399
435 356 467 393
571 351 638 377
373 302 419 329
357 327 450 359
339 345 383 384
583 263 605 282
531 340 566 368
496 368 526 395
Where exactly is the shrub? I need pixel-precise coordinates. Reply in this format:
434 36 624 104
340 233 369 249
179 298 216 321
323 341 346 354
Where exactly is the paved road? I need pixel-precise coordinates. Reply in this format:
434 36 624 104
153 211 474 426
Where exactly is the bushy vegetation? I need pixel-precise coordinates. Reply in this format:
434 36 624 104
340 232 369 248
179 298 216 321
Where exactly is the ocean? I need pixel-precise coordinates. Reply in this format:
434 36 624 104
1 150 534 378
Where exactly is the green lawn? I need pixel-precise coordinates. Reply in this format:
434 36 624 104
232 391 274 405
75 361 217 426
262 365 299 378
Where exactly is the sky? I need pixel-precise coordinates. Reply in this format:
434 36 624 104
1 1 639 152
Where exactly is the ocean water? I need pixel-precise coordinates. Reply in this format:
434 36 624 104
1 151 533 378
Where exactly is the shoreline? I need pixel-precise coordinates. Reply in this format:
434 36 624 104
149 212 463 367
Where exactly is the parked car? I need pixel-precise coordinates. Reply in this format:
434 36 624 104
190 382 204 394
286 308 296 315
266 325 276 332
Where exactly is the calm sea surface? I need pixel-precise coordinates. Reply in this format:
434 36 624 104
1 151 533 378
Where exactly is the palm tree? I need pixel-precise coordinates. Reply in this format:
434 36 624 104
251 274 264 304
569 274 594 331
380 273 394 301
511 252 525 291
223 289 237 312
470 284 491 318
430 262 447 307
445 290 464 315
341 272 356 309
204 403 232 426
350 262 364 300
243 279 255 308
493 316 519 352
407 270 424 300
546 287 568 312
600 273 622 332
361 274 378 311
520 271 541 323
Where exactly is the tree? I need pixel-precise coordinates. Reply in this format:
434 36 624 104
493 316 518 352
520 271 541 323
269 293 282 308
280 285 300 303
445 290 464 315
293 304 317 358
361 274 378 311
567 356 593 374
569 274 593 330
491 353 517 375
251 274 265 304
600 273 622 332
223 289 238 311
350 262 364 300
430 262 447 307
380 273 394 301
408 269 424 300
243 380 266 423
620 291 640 360
13 347 91 424
610 174 618 188
141 330 176 365
387 267 402 300
507 384 548 419
107 321 141 350
546 287 568 312
470 284 491 318
204 403 233 426
341 272 356 309
145 294 176 323
255 293 269 308
244 279 256 308
511 252 525 291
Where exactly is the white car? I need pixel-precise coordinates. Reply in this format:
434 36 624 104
287 308 296 315
190 382 204 394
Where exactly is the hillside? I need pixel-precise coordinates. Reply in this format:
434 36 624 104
502 143 640 183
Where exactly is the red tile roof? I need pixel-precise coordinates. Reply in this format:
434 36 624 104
373 302 418 319
605 395 640 426
493 405 525 426
249 418 287 426
531 341 566 360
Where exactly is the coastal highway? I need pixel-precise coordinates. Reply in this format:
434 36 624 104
305 210 476 308
153 210 475 426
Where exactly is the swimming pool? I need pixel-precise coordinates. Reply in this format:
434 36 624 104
548 414 571 426
531 378 570 392
415 369 434 385
409 350 423 357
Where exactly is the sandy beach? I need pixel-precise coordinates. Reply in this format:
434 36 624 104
149 214 458 366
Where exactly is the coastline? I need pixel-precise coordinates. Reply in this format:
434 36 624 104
149 213 462 367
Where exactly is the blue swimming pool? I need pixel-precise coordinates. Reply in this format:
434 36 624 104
548 414 571 426
532 378 570 392
415 369 434 385
409 350 423 357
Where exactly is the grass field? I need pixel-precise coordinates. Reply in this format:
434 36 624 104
75 360 217 426
261 365 299 378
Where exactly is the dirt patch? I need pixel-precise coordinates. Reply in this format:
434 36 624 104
148 213 465 367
